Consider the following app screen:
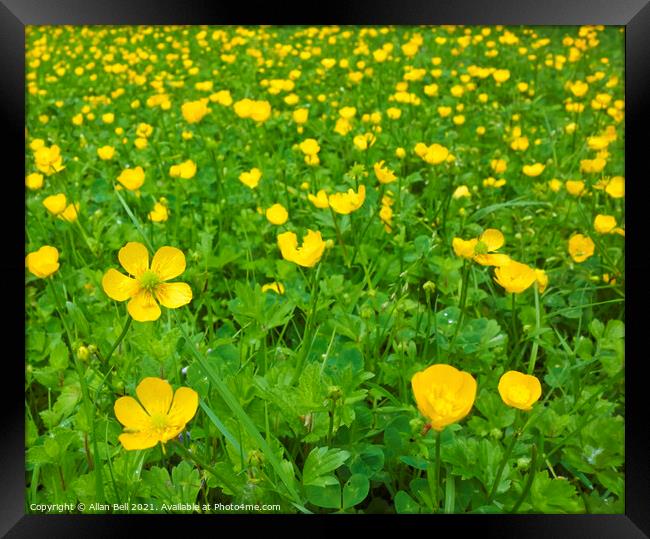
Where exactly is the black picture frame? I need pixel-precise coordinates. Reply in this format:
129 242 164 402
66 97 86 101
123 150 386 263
8 1 648 536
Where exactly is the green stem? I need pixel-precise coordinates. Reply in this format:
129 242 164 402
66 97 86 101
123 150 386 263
451 261 471 346
434 429 442 512
171 440 241 496
174 180 181 244
327 400 336 447
510 293 518 351
487 412 521 503
291 263 322 385
103 316 133 365
73 218 96 256
510 443 539 513
527 283 541 374
328 206 348 263
48 278 105 501
114 188 154 251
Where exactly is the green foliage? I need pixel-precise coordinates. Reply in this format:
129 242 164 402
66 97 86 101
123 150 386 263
25 25 625 515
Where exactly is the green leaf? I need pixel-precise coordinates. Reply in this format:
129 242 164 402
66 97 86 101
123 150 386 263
302 447 350 487
530 471 583 513
342 474 369 509
49 341 69 371
305 482 341 509
468 198 550 223
349 445 385 478
394 490 421 514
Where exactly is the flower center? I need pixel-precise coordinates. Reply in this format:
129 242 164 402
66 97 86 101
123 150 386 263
139 270 160 293
427 388 457 418
149 412 169 430
474 240 488 255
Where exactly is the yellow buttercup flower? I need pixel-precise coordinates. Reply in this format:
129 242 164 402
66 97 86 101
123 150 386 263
97 145 115 160
277 230 326 268
299 138 320 156
510 136 529 151
43 193 67 215
379 203 393 232
483 177 506 189
568 80 589 97
452 185 471 199
334 118 353 136
169 159 197 180
102 242 193 322
181 99 211 123
453 229 510 267
548 179 563 192
328 185 366 215
233 99 271 122
117 167 145 191
266 203 289 225
339 106 357 119
422 143 449 165
411 364 477 431
239 167 262 189
491 158 507 174
594 214 616 234
605 176 624 198
25 245 60 278
494 260 537 294
498 371 542 411
534 269 549 293
293 108 309 124
386 107 402 119
565 180 585 196
568 234 595 263
262 282 285 295
209 90 233 106
522 163 545 177
61 203 79 223
148 201 169 223
114 377 198 450
250 100 272 122
136 123 154 138
25 173 44 190
34 144 65 175
308 189 330 209
580 158 606 174
374 161 396 184
134 137 148 150
452 237 478 259
353 133 376 151
493 69 510 83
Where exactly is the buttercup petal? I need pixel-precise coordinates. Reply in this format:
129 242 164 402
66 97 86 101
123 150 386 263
127 290 161 322
118 431 159 450
480 229 505 252
474 253 511 267
136 377 173 416
151 246 186 281
102 269 139 301
155 282 193 309
114 396 151 430
167 387 199 427
119 242 149 277
277 231 298 261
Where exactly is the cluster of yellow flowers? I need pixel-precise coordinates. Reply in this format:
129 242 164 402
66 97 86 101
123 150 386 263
233 98 272 123
453 229 547 294
307 185 366 215
42 193 79 222
412 364 541 431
